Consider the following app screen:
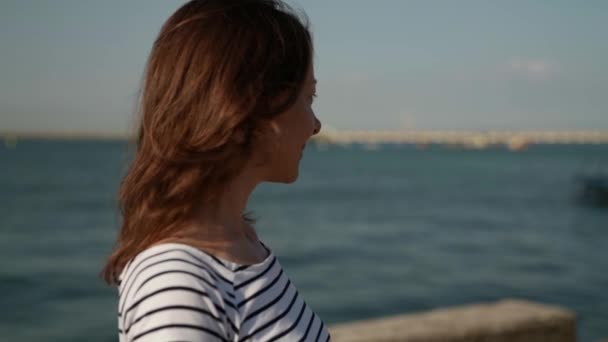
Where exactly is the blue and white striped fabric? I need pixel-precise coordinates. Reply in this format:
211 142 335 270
117 242 331 342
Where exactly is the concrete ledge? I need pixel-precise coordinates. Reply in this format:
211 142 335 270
328 299 576 342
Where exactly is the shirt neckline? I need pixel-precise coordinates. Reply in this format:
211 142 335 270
159 240 275 272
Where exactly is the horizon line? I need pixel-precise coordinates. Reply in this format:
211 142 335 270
3 129 608 141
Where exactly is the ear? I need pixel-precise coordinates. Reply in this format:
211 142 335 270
249 121 282 168
255 119 282 138
268 120 282 136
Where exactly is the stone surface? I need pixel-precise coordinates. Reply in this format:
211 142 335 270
328 299 576 342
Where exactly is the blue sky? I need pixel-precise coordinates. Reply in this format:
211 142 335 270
1 0 607 134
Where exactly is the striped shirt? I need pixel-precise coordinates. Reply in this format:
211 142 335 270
117 242 331 342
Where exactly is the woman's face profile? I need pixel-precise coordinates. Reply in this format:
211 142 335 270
259 63 321 184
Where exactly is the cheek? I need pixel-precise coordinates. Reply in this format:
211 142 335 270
297 104 314 132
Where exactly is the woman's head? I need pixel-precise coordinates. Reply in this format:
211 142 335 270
141 0 317 173
102 0 320 284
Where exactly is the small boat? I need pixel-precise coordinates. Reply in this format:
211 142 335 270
576 174 608 207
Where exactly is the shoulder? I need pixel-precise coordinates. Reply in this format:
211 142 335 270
117 243 235 341
118 243 233 305
120 244 222 290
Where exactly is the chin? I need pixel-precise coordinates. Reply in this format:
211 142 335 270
285 173 299 184
265 169 299 184
278 173 299 184
262 158 301 184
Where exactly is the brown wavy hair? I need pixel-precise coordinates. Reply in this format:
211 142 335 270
102 0 312 285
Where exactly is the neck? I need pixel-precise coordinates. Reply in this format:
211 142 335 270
186 167 261 245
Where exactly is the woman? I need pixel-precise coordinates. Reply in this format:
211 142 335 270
101 0 329 341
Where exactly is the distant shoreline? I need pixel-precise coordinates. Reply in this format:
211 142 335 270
3 130 608 146
1 131 131 141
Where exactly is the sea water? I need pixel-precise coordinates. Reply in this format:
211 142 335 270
1 139 606 341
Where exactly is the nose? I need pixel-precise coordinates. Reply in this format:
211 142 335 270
312 116 322 135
